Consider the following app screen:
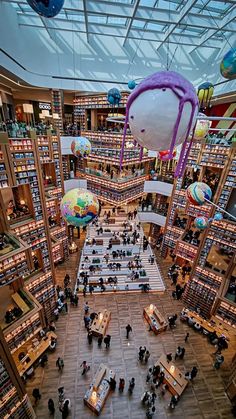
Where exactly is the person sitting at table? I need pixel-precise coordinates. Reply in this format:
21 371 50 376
49 337 57 351
194 322 202 332
40 353 48 368
208 330 218 344
152 365 160 379
5 310 14 323
188 316 196 327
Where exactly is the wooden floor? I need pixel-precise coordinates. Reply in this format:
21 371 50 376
26 246 235 419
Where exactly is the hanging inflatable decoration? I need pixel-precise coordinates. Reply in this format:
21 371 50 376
197 82 214 108
107 88 121 106
194 216 209 230
214 212 223 221
159 149 177 161
60 189 99 227
120 71 198 176
128 80 136 90
194 113 212 140
186 182 212 206
220 48 236 80
71 137 91 158
26 0 64 18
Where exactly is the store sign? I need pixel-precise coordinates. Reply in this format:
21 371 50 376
39 102 51 110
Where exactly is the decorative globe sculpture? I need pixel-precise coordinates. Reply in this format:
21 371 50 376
220 48 236 80
26 0 64 18
71 137 91 158
194 113 212 140
107 88 121 106
186 182 212 206
214 212 223 221
60 189 99 227
194 216 209 230
197 82 214 108
128 80 136 90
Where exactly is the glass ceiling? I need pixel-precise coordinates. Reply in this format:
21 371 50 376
1 0 236 93
5 0 235 45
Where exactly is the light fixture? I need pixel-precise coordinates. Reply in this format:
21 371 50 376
20 199 25 205
91 391 97 401
149 304 154 312
170 365 175 374
99 313 103 321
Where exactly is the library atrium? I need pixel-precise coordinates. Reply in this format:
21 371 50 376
0 0 236 418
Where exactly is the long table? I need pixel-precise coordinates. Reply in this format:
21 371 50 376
84 363 115 415
143 305 167 334
90 310 111 337
158 354 188 397
14 331 57 376
181 308 230 341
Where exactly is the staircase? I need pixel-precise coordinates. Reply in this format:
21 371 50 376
76 208 165 293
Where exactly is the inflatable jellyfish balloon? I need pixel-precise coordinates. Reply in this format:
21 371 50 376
107 88 121 106
71 137 91 158
220 48 236 80
186 182 212 206
60 189 99 228
194 216 209 230
120 71 198 176
26 0 64 18
194 113 212 140
197 82 214 108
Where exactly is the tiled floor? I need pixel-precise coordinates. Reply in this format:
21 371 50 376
26 248 235 419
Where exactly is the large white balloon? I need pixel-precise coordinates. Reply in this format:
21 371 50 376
129 88 197 151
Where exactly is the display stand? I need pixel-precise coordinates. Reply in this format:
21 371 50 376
143 304 167 334
84 363 115 415
90 310 111 337
157 354 188 396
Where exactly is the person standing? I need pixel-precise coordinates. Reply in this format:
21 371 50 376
87 330 93 345
144 350 150 364
126 324 132 339
32 388 41 405
84 301 89 314
118 378 125 392
214 354 224 369
48 398 55 415
98 336 103 347
104 334 111 348
184 332 190 343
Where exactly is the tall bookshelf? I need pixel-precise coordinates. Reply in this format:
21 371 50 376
51 90 64 134
0 329 35 419
162 139 236 322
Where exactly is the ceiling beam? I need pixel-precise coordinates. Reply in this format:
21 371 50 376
195 4 236 49
83 0 89 43
123 0 140 46
156 0 198 52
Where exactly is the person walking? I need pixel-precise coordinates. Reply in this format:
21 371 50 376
84 301 89 314
179 347 185 359
119 378 125 392
184 332 190 343
87 330 93 345
144 350 150 364
80 361 90 375
48 398 55 415
126 324 132 339
98 336 103 347
128 377 135 394
56 357 64 372
214 354 224 369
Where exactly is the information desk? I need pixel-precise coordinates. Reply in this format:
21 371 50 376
14 331 57 376
84 363 115 415
181 308 230 341
90 310 111 337
143 305 167 334
158 354 188 397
